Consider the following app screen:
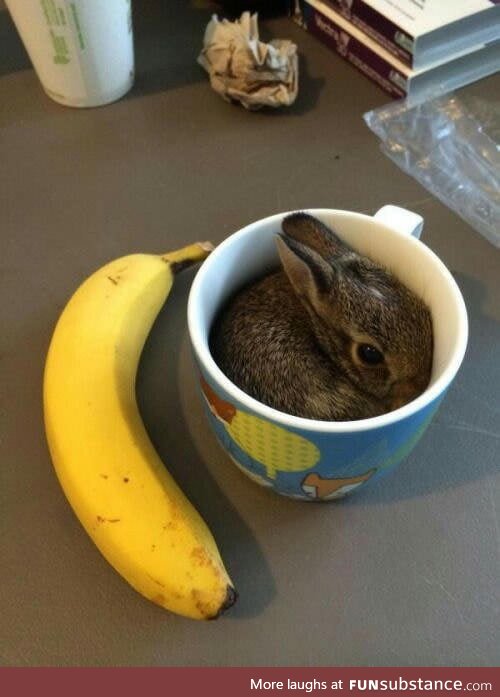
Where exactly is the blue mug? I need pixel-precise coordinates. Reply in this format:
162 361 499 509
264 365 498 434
187 207 468 500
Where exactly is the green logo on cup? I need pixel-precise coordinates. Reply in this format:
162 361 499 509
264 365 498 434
50 31 70 65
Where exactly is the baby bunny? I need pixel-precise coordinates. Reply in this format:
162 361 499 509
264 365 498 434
210 212 433 421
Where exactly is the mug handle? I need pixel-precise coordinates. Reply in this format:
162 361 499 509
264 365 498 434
374 205 424 239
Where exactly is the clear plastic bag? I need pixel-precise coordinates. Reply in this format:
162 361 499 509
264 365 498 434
364 93 500 247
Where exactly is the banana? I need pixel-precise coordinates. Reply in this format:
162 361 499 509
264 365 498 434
43 243 236 620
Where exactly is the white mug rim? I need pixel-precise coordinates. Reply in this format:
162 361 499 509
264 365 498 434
187 209 469 434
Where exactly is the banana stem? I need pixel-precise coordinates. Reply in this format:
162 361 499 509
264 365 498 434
161 241 215 273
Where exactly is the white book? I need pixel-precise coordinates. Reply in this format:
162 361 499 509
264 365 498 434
319 0 500 68
294 0 500 99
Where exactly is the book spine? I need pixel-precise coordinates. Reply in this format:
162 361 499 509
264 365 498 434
321 0 414 67
296 1 408 99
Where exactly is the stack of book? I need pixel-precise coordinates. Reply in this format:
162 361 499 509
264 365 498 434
290 0 500 99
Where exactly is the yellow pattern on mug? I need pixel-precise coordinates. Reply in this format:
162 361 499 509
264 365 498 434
200 377 320 479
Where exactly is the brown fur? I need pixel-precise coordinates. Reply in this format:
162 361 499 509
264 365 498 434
210 213 433 421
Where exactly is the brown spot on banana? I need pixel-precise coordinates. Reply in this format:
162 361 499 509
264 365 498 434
190 546 211 567
151 593 166 607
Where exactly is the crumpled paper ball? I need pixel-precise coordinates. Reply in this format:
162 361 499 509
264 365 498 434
197 12 299 110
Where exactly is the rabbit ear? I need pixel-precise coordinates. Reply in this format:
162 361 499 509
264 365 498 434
276 233 335 307
282 212 351 259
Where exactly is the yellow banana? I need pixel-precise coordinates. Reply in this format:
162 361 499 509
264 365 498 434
43 243 236 620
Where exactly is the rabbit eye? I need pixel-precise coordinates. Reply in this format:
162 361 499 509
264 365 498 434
357 343 384 366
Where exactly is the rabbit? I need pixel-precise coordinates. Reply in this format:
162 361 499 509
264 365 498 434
209 212 433 421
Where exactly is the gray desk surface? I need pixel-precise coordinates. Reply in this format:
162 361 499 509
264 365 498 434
1 0 499 668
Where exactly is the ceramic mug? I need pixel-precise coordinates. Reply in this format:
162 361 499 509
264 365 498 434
187 207 468 500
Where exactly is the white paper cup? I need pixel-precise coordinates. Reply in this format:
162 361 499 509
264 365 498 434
5 0 134 107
